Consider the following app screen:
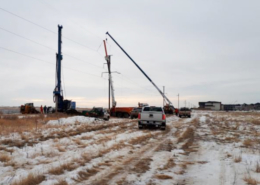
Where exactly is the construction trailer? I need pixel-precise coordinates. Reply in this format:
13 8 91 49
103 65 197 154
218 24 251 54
106 32 175 114
53 25 76 113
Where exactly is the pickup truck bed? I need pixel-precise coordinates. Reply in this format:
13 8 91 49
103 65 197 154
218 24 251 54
179 107 191 118
138 106 166 130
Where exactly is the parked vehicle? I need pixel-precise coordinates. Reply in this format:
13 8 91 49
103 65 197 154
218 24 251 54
138 106 166 130
179 107 191 118
110 107 133 118
163 104 175 114
82 107 110 120
20 103 39 114
130 107 142 119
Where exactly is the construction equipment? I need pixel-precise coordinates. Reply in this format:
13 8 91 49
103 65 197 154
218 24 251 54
164 104 175 114
103 40 134 118
106 32 175 114
138 102 149 107
82 107 110 120
20 103 39 114
53 25 75 113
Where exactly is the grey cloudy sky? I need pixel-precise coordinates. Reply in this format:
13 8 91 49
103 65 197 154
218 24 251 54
0 0 259 108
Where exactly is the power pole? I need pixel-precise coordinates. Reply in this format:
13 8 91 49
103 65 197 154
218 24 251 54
103 40 111 110
177 94 179 113
163 86 165 107
185 100 186 107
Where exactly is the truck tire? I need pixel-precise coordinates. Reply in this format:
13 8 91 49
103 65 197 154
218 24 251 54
161 126 166 130
124 113 129 118
138 122 143 129
117 112 122 118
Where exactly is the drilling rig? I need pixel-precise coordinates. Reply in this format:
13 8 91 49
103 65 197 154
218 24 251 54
53 25 73 112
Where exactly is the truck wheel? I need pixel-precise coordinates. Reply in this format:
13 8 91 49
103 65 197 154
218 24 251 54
161 126 166 130
117 112 122 118
179 115 181 118
138 123 143 129
124 113 129 118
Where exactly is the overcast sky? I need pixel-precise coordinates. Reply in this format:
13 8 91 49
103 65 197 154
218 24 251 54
0 0 259 108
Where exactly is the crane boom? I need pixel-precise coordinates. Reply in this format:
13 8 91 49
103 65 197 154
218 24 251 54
106 32 174 107
103 40 117 108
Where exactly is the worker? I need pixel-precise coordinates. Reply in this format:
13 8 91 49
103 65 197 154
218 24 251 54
40 105 43 114
44 105 47 114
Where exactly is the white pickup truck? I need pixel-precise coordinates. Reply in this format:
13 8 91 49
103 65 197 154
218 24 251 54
138 106 166 130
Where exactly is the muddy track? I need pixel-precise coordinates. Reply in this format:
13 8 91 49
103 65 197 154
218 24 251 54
85 120 180 185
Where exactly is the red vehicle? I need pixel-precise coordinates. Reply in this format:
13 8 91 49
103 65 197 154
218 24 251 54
110 107 134 118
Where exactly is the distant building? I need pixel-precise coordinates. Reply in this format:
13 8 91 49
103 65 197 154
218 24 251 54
199 101 222 111
222 103 260 111
223 104 243 111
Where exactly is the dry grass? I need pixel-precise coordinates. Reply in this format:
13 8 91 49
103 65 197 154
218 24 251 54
49 163 78 175
133 158 152 174
0 153 11 162
56 144 66 152
11 173 45 185
251 119 260 125
243 175 258 185
54 180 68 185
74 168 100 182
255 162 260 173
177 127 194 143
234 155 242 163
73 138 83 145
174 170 185 175
197 161 208 164
243 139 253 147
163 158 175 169
155 174 173 179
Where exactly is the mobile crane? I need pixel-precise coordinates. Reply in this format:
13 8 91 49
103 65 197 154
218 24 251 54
106 32 175 114
103 40 134 118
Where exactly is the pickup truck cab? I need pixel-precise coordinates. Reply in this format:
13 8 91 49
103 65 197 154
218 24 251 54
179 107 191 118
130 107 142 119
138 106 166 130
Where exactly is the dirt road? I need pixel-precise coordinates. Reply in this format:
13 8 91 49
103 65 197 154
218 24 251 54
1 111 260 185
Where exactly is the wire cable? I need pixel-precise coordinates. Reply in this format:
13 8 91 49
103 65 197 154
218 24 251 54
37 0 103 40
0 7 98 51
0 26 103 69
0 46 103 78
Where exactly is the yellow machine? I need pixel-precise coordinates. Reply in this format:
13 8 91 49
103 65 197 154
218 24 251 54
20 103 39 114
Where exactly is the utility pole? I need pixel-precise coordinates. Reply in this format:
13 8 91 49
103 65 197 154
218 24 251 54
163 86 165 107
103 40 111 110
177 93 179 113
185 100 186 107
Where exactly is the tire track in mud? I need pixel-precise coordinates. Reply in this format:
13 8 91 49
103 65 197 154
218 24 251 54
85 119 181 185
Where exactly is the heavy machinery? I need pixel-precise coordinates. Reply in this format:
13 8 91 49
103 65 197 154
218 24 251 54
20 103 39 114
164 103 175 114
106 32 175 114
103 40 134 118
53 25 75 113
82 107 110 120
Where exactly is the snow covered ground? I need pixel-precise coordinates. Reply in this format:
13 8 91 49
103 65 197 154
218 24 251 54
1 111 260 185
